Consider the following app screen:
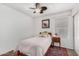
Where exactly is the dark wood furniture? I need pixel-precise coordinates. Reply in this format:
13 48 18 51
16 50 27 56
52 36 61 47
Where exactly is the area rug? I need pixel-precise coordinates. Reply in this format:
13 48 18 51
45 46 68 56
1 46 77 56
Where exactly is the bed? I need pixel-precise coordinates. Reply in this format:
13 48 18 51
16 32 52 56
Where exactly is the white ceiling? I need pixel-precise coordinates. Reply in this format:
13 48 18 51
3 3 76 18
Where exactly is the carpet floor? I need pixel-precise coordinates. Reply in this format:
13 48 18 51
0 46 78 56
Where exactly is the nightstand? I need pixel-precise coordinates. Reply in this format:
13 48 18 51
52 36 61 47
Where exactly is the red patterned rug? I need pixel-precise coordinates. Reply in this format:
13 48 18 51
1 46 77 56
45 46 68 56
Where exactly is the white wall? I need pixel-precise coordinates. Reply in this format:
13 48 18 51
0 4 34 54
34 11 74 49
74 11 79 55
72 4 79 16
34 16 55 35
34 10 72 35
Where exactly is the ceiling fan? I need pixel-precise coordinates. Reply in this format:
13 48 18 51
30 3 47 14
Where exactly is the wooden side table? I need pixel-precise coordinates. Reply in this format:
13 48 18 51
52 36 61 47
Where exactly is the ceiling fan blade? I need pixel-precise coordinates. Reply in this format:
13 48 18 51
41 6 47 10
35 3 40 8
40 10 43 14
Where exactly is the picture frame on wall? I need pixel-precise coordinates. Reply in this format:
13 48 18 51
42 19 50 28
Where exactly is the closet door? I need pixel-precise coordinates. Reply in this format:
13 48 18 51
74 11 79 53
55 16 73 49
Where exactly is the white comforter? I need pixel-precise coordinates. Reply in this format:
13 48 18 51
16 36 52 56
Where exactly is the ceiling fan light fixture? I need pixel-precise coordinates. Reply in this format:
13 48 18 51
35 8 41 13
